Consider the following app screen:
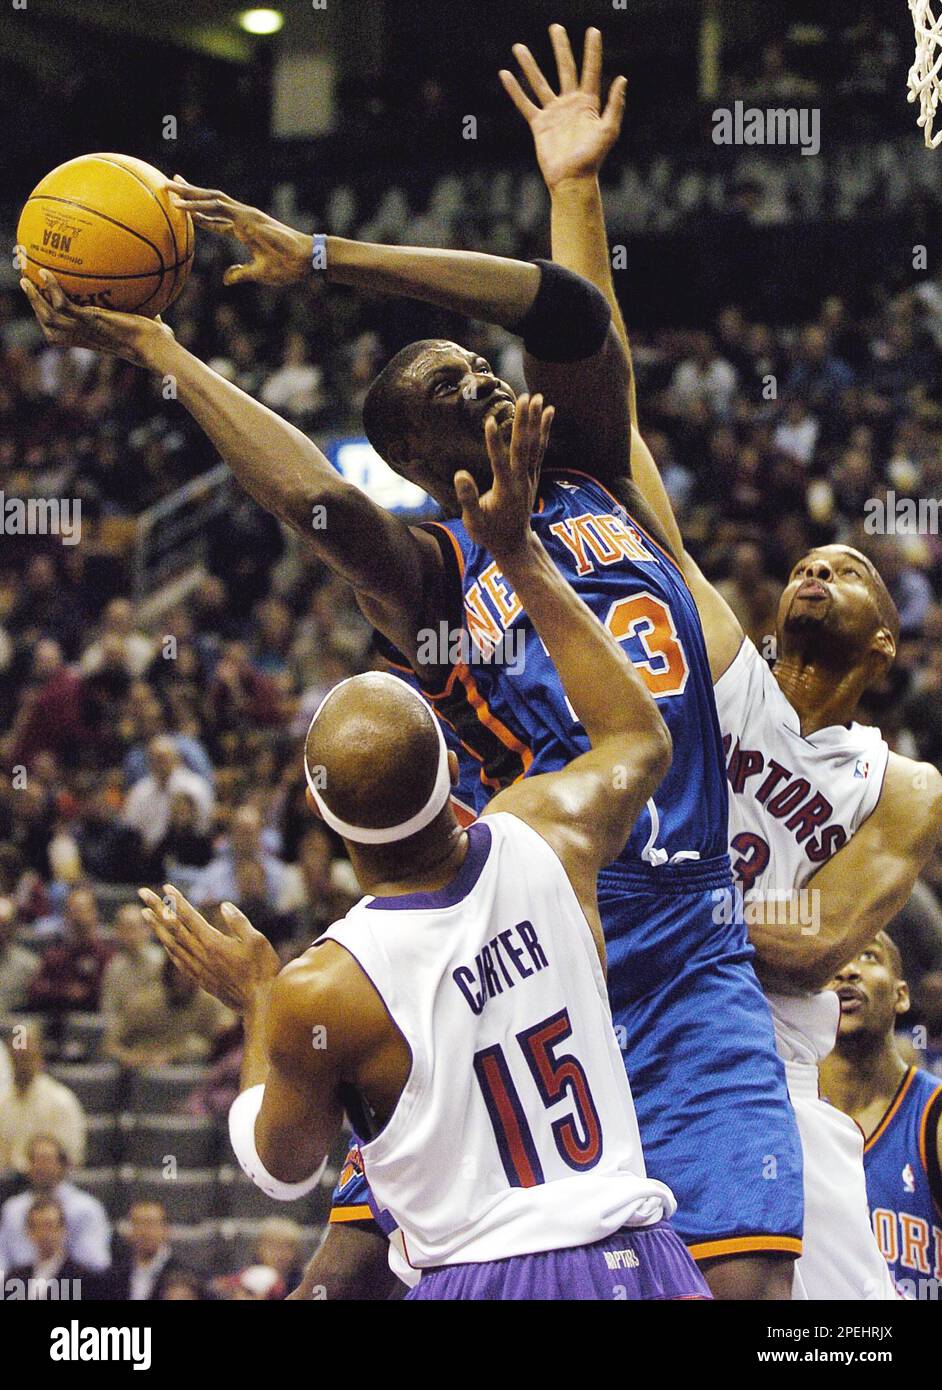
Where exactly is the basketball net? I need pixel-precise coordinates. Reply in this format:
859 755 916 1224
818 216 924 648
909 0 942 147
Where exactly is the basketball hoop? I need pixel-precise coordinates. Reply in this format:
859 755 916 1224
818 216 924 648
908 0 942 147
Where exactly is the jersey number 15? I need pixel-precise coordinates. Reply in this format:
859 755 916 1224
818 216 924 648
473 1007 603 1188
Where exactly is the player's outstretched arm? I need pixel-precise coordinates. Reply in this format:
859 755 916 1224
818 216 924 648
140 887 358 1190
170 177 632 479
20 272 444 665
504 25 743 681
461 397 672 959
747 755 942 992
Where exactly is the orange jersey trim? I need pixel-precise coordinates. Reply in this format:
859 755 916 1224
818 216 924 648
424 519 466 580
687 1234 803 1262
328 1204 374 1224
423 661 533 790
864 1067 917 1153
917 1078 942 1220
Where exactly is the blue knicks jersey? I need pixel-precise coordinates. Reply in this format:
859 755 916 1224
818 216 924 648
864 1066 942 1291
416 468 728 868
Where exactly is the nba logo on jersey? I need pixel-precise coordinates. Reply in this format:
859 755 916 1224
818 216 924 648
902 1163 916 1194
854 759 870 779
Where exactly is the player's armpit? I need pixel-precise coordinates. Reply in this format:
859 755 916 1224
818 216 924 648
750 755 942 993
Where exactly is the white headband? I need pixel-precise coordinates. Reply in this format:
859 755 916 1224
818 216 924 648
304 677 452 845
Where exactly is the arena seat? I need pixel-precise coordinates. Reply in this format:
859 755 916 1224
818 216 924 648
165 1221 222 1275
217 1164 330 1224
126 1065 213 1115
84 1114 120 1167
48 1061 123 1114
119 1167 219 1224
61 1011 107 1062
71 1167 122 1221
122 1113 220 1169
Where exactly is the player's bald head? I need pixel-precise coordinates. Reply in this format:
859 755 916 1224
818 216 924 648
843 547 900 647
305 674 447 838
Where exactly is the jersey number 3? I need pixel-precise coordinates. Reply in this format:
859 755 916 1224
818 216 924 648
605 591 689 698
473 1008 603 1188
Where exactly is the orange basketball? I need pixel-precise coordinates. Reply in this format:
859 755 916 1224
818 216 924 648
17 153 194 317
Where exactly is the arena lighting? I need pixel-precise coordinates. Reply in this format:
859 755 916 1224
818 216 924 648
237 8 285 36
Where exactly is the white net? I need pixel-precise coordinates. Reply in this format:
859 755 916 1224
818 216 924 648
909 0 942 147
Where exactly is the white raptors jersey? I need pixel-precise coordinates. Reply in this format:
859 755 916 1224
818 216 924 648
715 638 897 1299
319 813 674 1270
715 638 889 908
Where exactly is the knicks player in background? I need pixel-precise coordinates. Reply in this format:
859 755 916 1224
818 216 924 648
139 398 710 1301
821 934 942 1296
507 25 942 1298
24 150 803 1295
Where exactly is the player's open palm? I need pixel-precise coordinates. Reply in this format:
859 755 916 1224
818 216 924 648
169 176 311 287
501 26 627 190
139 885 280 1014
455 393 553 562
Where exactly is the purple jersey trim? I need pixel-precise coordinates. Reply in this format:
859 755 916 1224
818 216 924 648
364 820 492 911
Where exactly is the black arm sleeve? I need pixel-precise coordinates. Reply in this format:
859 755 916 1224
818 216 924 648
512 260 612 364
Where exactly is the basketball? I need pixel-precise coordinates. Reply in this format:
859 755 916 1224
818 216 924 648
16 153 194 316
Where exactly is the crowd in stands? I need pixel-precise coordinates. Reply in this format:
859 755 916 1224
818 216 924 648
0 10 941 1298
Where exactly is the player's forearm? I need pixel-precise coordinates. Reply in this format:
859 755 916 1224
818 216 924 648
550 178 632 399
239 987 273 1091
499 533 670 767
146 334 338 529
142 334 418 602
549 178 684 558
325 238 541 329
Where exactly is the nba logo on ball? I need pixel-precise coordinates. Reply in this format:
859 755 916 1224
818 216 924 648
17 153 194 316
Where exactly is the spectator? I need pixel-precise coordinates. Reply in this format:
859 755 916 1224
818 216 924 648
80 598 155 681
104 956 234 1069
122 697 214 789
668 332 738 417
0 1024 86 1174
715 541 781 653
0 896 39 1014
154 791 215 884
252 1216 305 1295
784 326 855 416
28 886 114 1014
121 736 215 855
157 1266 206 1300
2 1195 103 1299
259 332 325 423
101 1201 175 1301
99 904 163 1026
0 1135 110 1273
206 641 286 734
190 804 288 915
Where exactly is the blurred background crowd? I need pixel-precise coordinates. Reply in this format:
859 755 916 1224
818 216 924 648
0 0 940 1299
